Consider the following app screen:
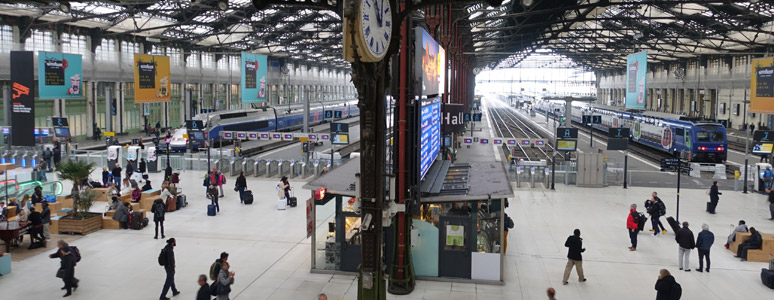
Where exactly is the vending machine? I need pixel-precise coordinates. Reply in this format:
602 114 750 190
147 146 159 173
126 146 141 170
107 145 122 169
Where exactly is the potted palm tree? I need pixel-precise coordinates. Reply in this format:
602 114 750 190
56 159 102 234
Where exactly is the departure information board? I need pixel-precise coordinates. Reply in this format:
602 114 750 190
420 97 441 180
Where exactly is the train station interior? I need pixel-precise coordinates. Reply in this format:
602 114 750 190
1 1 774 300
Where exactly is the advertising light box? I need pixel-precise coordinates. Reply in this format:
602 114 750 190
38 52 83 99
415 27 440 96
133 54 171 103
240 52 268 103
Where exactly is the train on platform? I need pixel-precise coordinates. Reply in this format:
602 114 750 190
534 100 728 163
169 100 359 151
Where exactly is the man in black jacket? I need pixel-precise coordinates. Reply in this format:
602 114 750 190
159 238 180 300
562 229 587 285
708 181 722 214
112 163 122 188
676 222 696 271
736 227 763 261
58 246 76 297
236 172 247 203
196 274 210 300
768 189 774 220
648 192 667 236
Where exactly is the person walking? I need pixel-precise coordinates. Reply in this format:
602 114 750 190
235 171 247 203
562 229 587 285
159 238 180 300
57 246 77 297
209 252 229 281
655 269 681 300
49 241 80 292
695 224 714 272
708 181 721 214
768 189 774 220
627 203 640 251
217 170 226 197
125 161 134 179
648 192 667 236
204 171 212 199
676 221 695 271
152 198 166 239
112 163 122 189
208 184 220 213
196 274 210 300
763 166 774 190
43 147 53 172
736 227 762 261
216 262 235 300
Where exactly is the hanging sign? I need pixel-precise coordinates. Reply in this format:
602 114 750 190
37 51 83 99
10 51 35 146
240 52 268 103
133 54 171 103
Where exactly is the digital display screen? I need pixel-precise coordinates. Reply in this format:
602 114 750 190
480 139 489 144
419 97 441 180
507 140 516 145
332 134 349 145
191 131 204 140
54 127 70 137
535 140 545 146
321 134 330 140
283 134 293 140
556 139 578 151
41 128 50 135
753 143 773 154
34 129 39 135
1 128 8 134
223 132 233 139
493 139 502 145
272 133 281 139
248 133 258 139
463 138 472 143
521 140 530 145
236 132 246 139
308 134 317 140
260 133 269 139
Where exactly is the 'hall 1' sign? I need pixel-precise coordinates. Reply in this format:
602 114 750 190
442 103 465 133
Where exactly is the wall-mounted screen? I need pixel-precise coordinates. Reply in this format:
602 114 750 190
419 97 441 180
556 139 578 151
415 27 440 96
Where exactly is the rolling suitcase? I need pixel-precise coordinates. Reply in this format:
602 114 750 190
177 194 187 208
130 211 143 230
667 216 680 233
289 197 297 207
243 190 254 204
762 268 774 289
166 196 176 212
207 204 216 216
706 202 711 212
278 198 287 210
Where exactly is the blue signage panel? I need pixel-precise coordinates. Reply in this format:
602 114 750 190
38 51 83 99
240 52 268 103
625 51 647 109
420 97 441 180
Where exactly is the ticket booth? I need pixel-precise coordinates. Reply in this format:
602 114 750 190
107 145 122 168
147 146 159 173
126 146 141 170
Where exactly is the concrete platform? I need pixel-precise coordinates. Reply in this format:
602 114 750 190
2 152 774 299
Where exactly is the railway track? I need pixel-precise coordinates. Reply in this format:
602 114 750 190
486 101 563 162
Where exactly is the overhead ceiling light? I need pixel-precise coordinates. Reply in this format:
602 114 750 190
750 0 759 3
217 1 228 11
59 2 71 13
521 0 534 7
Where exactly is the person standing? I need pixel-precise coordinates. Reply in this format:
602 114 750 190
216 262 235 300
101 167 110 186
676 221 695 271
112 163 122 189
217 170 226 197
562 229 587 285
43 147 53 172
648 192 667 236
159 238 180 300
736 227 762 261
278 176 291 205
655 269 680 300
139 158 147 174
768 189 774 220
763 166 774 190
152 198 166 239
208 184 220 213
209 252 229 281
196 274 210 300
708 181 722 214
695 224 714 272
235 171 247 203
53 141 62 168
41 202 51 240
204 171 212 199
57 246 77 297
627 203 639 251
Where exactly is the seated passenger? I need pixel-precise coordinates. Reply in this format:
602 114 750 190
160 186 173 202
112 202 130 229
109 197 121 211
31 186 45 205
141 180 153 191
17 196 30 222
131 186 142 203
736 227 763 261
726 220 748 248
27 207 45 246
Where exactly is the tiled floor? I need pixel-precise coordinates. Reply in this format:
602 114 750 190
1 168 774 299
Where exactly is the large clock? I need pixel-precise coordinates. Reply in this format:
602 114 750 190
356 0 393 61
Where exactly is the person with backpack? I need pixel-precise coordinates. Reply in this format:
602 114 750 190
196 274 210 300
648 192 667 236
504 213 513 253
210 252 229 281
655 269 682 300
763 166 774 190
562 229 587 285
675 222 695 271
235 172 247 203
49 240 80 296
216 261 235 300
626 203 640 251
43 147 53 172
707 181 722 214
204 171 212 199
158 238 180 300
152 198 166 239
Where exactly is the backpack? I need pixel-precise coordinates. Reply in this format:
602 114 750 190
209 260 221 281
154 202 165 216
506 215 515 229
70 246 82 264
671 282 682 299
209 281 218 296
220 174 226 185
158 247 168 266
658 201 667 217
203 176 210 187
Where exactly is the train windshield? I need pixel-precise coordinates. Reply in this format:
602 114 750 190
696 125 725 143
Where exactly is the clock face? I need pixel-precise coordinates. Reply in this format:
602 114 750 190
359 0 392 60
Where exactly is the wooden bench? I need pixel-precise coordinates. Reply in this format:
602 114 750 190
140 196 159 211
728 231 774 262
34 202 62 214
5 206 16 220
141 189 161 200
102 209 147 230
56 195 73 210
90 188 110 202
50 216 60 234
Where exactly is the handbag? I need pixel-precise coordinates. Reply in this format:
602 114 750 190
56 268 65 278
234 186 239 192
216 281 231 295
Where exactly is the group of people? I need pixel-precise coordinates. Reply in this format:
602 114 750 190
154 239 236 300
0 187 52 248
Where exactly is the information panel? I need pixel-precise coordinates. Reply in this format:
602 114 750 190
751 57 774 113
10 51 35 146
625 51 647 109
240 52 268 103
37 52 83 99
420 97 441 180
133 54 171 103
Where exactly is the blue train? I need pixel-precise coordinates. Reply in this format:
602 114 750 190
169 100 359 151
534 100 727 163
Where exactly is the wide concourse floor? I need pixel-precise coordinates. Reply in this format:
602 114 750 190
1 169 773 299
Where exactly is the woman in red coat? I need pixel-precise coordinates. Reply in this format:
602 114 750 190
627 203 639 251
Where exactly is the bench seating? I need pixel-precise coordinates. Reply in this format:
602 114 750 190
0 253 10 275
728 232 774 262
141 189 161 200
102 209 147 230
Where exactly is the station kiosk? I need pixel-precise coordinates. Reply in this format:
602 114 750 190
126 146 141 170
147 146 159 172
107 145 122 168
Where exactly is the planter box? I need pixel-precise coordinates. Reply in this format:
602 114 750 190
58 213 103 235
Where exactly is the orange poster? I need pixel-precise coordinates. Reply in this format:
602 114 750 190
750 57 774 113
133 54 170 103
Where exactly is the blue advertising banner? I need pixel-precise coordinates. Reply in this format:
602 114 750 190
240 52 268 103
625 51 647 109
37 51 83 99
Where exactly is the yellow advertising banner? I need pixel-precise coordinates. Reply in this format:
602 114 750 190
133 54 170 103
750 57 774 113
